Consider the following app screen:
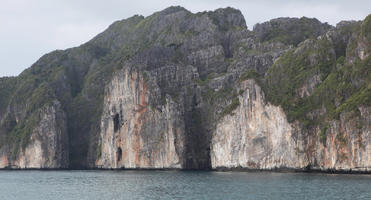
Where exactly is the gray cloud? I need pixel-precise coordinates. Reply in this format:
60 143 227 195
1 0 370 77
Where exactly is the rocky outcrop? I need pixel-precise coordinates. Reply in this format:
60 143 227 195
0 101 69 168
95 7 249 169
253 17 332 46
211 79 371 172
96 69 185 169
0 7 369 172
211 80 308 169
310 106 371 171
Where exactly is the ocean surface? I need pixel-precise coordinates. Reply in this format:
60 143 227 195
0 170 371 200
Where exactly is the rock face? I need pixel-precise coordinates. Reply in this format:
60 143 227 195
0 7 369 172
97 69 184 168
95 6 249 169
253 17 332 46
211 80 371 171
311 106 371 171
0 101 68 168
211 80 307 169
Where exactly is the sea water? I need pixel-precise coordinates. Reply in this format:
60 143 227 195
0 170 370 200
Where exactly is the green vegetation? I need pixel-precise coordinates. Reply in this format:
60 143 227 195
320 125 328 145
257 17 331 46
161 95 167 106
0 6 369 167
210 87 233 105
336 132 347 147
361 14 371 44
221 97 240 117
6 110 41 159
207 7 244 32
97 140 102 159
169 91 180 103
263 37 335 123
262 24 370 130
197 74 214 86
0 62 60 152
238 69 261 82
0 6 249 160
142 71 149 82
0 77 17 112
239 89 244 96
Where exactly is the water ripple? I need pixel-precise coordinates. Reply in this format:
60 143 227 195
0 171 370 200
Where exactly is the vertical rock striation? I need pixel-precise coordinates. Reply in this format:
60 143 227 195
211 80 308 169
211 79 371 172
311 106 371 171
0 101 68 168
97 69 184 168
0 7 369 172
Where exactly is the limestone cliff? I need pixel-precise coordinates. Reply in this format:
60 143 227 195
211 80 307 169
96 69 184 168
211 15 370 171
211 80 371 171
0 7 369 172
312 106 371 171
0 101 68 168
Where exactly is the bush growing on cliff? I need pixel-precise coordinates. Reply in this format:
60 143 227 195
221 97 240 117
361 14 371 45
254 17 332 46
0 77 17 112
262 24 370 130
239 69 261 82
320 125 328 146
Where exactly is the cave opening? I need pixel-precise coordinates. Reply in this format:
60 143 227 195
116 147 122 162
113 113 120 132
183 106 212 170
221 34 233 59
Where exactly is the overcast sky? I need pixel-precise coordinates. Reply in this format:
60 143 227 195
1 0 370 77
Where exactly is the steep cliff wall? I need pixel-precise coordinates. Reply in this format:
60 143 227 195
94 6 250 169
0 7 369 171
310 106 371 171
211 80 371 171
97 69 184 168
211 80 307 169
211 15 370 172
0 101 68 168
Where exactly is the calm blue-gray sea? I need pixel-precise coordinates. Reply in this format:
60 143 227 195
0 170 370 200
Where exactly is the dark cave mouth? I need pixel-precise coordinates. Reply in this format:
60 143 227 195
113 113 120 132
116 147 122 162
